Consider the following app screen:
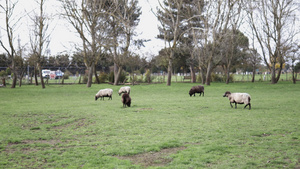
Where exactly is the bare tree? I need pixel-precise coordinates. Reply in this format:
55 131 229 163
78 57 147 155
106 0 141 85
0 0 20 88
194 0 235 85
157 0 185 86
59 0 106 87
181 0 205 83
247 48 262 82
245 0 299 84
287 43 300 84
28 0 51 89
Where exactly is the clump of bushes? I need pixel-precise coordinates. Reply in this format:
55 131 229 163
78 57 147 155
63 70 71 79
108 71 127 83
98 72 108 83
211 73 234 82
144 69 151 83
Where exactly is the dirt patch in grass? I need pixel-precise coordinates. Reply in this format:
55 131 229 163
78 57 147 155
5 139 63 154
134 108 153 113
116 146 186 167
52 118 86 130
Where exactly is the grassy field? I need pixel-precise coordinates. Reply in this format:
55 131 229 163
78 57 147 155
0 82 299 168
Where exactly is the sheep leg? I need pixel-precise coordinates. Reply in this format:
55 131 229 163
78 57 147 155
244 103 251 110
230 102 233 108
235 102 237 109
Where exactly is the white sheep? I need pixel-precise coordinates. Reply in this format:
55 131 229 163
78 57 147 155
95 88 113 101
223 91 251 110
118 86 131 96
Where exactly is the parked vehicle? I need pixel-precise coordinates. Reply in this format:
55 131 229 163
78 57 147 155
55 70 64 79
42 70 50 78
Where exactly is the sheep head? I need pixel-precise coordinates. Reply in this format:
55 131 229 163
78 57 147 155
223 91 231 97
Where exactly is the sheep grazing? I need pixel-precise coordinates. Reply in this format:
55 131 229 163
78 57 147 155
118 86 131 96
223 91 251 110
121 93 131 107
95 88 113 101
189 85 204 97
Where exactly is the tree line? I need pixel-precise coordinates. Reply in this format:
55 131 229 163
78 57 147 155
0 0 299 88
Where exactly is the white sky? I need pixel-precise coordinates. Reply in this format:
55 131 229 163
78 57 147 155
0 0 164 58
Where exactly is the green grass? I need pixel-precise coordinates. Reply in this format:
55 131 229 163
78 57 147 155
0 82 299 168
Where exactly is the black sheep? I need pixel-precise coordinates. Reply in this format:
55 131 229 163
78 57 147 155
122 93 131 107
189 85 204 97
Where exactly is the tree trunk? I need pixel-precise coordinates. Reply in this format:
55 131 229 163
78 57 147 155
34 67 38 86
87 65 93 87
271 63 276 84
167 60 172 86
190 65 196 83
251 69 256 82
11 73 17 88
205 62 212 85
226 71 230 84
94 64 100 84
225 66 230 84
38 64 45 89
114 66 122 85
275 64 283 83
200 67 206 85
78 74 81 84
29 72 33 84
292 64 296 84
11 64 17 88
19 71 25 87
167 50 173 86
2 78 6 87
61 76 64 85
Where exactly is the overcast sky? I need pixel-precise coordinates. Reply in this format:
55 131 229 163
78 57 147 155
0 0 164 58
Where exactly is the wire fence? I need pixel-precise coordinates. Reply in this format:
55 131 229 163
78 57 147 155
1 72 298 87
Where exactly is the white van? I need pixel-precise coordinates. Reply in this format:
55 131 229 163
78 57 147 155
42 69 51 78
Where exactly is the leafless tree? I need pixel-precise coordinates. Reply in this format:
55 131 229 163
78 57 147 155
157 0 185 86
28 0 51 88
106 0 141 85
195 0 234 85
287 43 300 84
247 48 262 82
0 0 20 88
59 0 107 87
245 0 299 84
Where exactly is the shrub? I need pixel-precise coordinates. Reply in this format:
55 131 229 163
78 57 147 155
108 71 127 83
211 73 223 82
98 72 108 83
119 71 127 83
108 72 114 83
0 70 7 78
144 69 151 83
63 70 71 79
137 74 144 83
196 73 202 83
211 73 234 83
82 75 88 84
6 67 11 75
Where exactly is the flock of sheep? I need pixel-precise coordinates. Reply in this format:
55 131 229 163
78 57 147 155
95 86 131 107
95 85 251 110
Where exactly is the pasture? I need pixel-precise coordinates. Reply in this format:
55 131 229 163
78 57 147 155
0 82 299 168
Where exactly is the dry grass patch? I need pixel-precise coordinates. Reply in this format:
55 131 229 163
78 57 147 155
116 146 186 167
